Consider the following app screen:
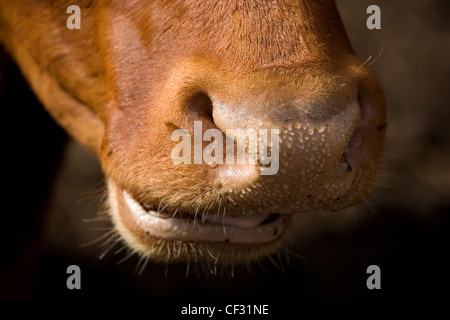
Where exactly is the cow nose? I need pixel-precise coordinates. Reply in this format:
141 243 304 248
210 90 360 180
179 68 384 214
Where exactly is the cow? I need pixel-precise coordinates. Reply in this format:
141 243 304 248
0 0 386 268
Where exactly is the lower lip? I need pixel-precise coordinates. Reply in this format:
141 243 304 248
119 189 287 244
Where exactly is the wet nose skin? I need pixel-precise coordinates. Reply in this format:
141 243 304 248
211 92 361 213
190 65 386 215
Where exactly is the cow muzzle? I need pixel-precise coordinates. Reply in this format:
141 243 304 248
102 64 387 264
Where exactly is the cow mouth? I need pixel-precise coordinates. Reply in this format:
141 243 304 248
108 180 288 246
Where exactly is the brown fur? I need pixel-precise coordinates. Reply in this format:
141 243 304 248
0 0 386 264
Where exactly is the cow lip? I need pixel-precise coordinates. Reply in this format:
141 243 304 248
139 200 281 228
118 188 288 244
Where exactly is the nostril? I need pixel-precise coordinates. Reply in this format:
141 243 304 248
339 86 375 170
186 92 214 123
184 92 260 187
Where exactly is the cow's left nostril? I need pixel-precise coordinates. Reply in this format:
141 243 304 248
185 93 262 188
186 92 213 123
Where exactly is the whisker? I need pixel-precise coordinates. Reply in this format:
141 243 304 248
267 254 281 271
99 238 121 260
171 206 180 219
194 203 201 227
361 194 378 215
382 151 407 160
360 55 372 69
245 261 253 275
375 182 396 189
206 249 219 264
186 259 191 278
90 227 114 231
217 198 221 218
79 229 116 248
229 263 235 278
164 264 169 277
282 247 309 262
256 258 271 276
114 243 128 255
116 250 135 265
157 200 163 213
137 256 149 275
276 250 286 273
82 215 110 223
135 255 145 274
222 219 227 236
367 40 385 66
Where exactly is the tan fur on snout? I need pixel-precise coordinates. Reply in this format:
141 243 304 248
0 0 386 265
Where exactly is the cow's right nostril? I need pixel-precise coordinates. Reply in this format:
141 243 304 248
340 86 377 172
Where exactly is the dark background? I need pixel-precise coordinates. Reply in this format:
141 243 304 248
1 0 449 300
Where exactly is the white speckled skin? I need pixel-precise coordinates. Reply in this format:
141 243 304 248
212 95 361 213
